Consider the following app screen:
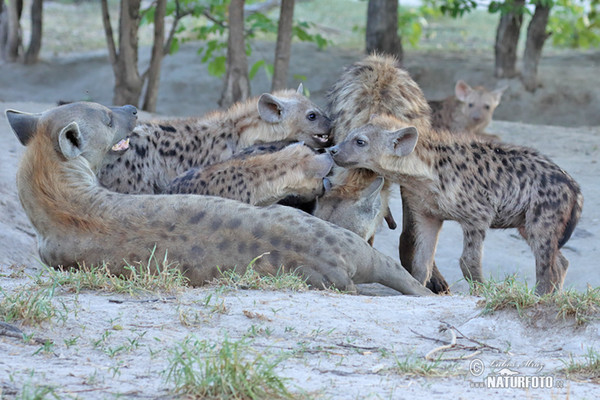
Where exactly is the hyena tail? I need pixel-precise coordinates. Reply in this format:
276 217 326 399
559 190 584 249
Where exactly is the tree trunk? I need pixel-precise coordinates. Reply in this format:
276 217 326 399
494 0 524 78
0 0 7 60
4 0 22 62
366 0 403 63
113 0 143 107
219 0 250 108
271 0 294 92
521 3 551 92
142 0 166 112
24 0 43 65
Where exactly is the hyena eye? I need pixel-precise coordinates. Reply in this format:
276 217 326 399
307 112 317 121
356 139 366 147
107 114 114 128
484 104 491 110
468 103 474 108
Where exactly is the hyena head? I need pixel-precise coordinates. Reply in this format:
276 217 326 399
7 102 137 171
455 80 507 131
314 175 384 241
329 115 418 174
257 84 332 148
278 142 334 202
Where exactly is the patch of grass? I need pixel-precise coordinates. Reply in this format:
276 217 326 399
0 283 65 326
392 352 458 377
212 256 308 292
469 275 540 317
561 348 600 383
164 335 292 399
470 276 600 325
554 286 600 325
15 381 60 400
38 248 188 296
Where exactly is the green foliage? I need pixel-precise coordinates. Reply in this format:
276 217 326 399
438 0 478 17
549 0 600 48
140 0 331 80
398 4 443 47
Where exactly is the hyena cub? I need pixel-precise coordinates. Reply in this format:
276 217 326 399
167 142 333 206
98 85 332 194
329 114 583 294
429 80 507 139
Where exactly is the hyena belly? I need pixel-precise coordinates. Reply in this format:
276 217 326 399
167 142 333 206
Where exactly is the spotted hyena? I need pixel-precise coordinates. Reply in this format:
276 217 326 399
7 102 431 296
167 142 333 206
317 53 450 293
429 80 507 139
329 114 583 294
97 85 332 194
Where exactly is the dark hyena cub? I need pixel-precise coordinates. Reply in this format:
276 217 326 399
329 114 583 294
167 142 333 206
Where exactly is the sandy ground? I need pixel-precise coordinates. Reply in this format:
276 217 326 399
1 42 599 398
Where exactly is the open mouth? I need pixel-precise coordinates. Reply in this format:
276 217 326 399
111 137 130 153
313 133 331 146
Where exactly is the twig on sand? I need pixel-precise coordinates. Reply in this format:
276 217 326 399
0 321 51 345
108 296 176 304
413 321 504 361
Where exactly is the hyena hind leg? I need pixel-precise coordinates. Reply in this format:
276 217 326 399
518 226 568 295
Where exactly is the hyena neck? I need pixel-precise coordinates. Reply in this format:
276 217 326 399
18 139 109 236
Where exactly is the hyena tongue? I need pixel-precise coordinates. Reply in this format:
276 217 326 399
111 138 130 152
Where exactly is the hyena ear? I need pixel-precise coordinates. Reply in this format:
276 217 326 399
491 85 508 105
297 83 304 94
258 93 285 123
363 176 384 201
455 80 472 102
58 121 84 159
389 126 418 157
6 109 41 146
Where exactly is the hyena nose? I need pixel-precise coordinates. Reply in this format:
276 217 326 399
328 146 339 156
122 105 138 117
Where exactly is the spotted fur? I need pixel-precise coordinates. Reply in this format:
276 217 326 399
330 114 583 294
167 142 333 206
8 102 431 296
98 88 332 194
316 54 450 293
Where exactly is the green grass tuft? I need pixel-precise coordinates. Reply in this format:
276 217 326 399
561 348 600 383
164 335 293 399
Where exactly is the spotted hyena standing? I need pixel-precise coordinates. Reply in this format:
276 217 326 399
317 53 431 239
167 142 333 206
330 114 583 294
317 54 450 293
98 86 332 194
429 80 507 139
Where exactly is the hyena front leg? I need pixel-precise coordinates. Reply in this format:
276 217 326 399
459 225 487 283
410 212 444 285
399 189 450 293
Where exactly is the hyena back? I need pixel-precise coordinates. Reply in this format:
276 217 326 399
330 114 583 294
98 87 332 194
167 142 333 206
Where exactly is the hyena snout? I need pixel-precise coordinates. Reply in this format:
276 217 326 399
110 104 139 133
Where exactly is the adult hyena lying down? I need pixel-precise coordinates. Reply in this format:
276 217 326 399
167 142 333 206
7 102 431 296
329 114 583 294
97 85 332 194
